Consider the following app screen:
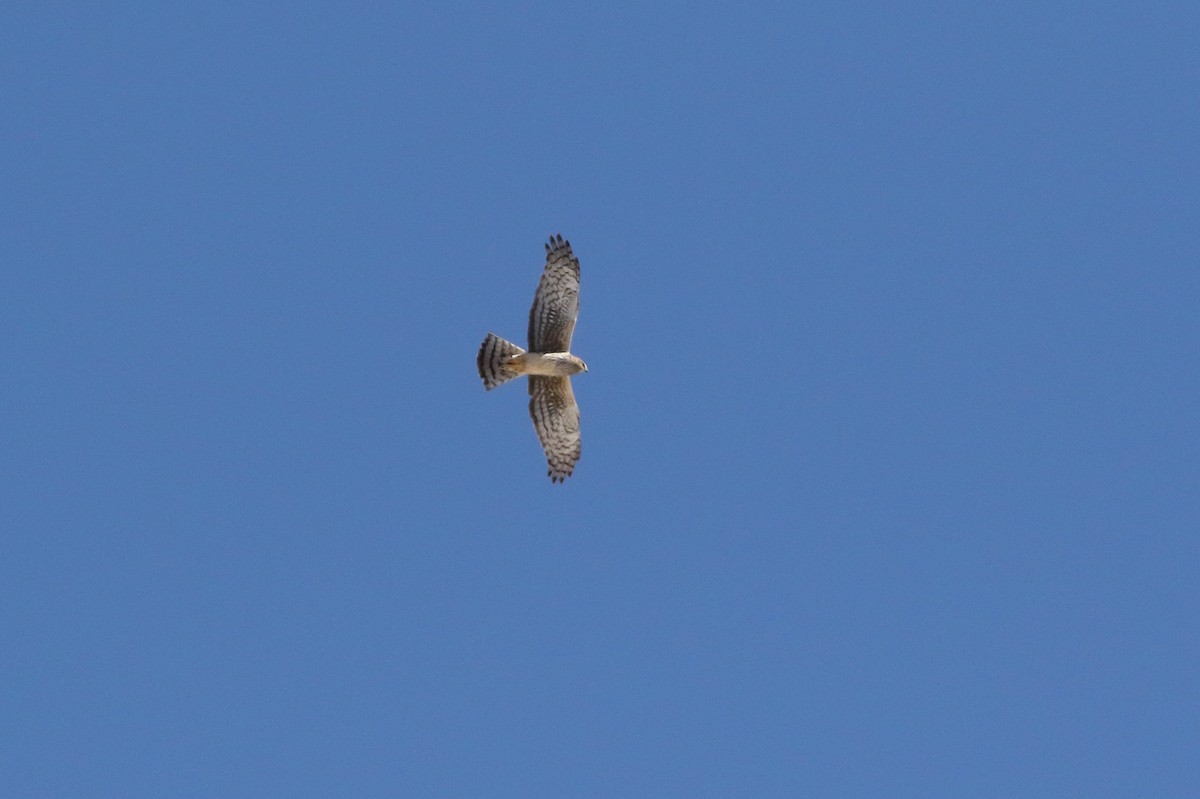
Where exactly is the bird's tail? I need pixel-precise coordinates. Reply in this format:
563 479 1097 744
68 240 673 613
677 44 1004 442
477 333 525 390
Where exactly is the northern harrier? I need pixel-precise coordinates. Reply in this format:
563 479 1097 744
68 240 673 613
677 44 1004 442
477 234 587 483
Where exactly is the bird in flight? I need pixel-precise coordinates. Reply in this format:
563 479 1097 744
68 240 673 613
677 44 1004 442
477 235 587 483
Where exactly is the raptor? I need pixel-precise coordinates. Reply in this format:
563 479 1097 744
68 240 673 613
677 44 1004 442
477 235 587 483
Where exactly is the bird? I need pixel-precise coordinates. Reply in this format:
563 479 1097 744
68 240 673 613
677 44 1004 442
477 234 587 483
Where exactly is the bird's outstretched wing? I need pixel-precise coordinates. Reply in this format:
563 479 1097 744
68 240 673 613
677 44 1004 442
528 234 580 352
528 375 581 483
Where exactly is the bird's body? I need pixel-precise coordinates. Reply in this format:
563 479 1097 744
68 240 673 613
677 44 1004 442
508 351 588 377
477 235 587 483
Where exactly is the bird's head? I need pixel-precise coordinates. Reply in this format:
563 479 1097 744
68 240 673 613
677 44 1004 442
564 353 588 375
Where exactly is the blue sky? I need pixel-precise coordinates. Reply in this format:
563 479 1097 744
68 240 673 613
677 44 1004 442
2 3 1197 796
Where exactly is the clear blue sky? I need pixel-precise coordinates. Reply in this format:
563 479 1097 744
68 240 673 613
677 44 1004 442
3 3 1197 796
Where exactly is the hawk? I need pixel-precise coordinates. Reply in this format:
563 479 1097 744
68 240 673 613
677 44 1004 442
477 234 587 483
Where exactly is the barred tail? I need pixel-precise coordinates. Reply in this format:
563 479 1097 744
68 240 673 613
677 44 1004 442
477 333 525 390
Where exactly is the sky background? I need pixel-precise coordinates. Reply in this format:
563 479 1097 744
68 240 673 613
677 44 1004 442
2 3 1198 796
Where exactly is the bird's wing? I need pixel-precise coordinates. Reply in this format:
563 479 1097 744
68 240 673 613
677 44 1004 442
528 234 580 352
528 375 581 483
